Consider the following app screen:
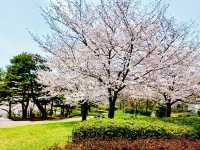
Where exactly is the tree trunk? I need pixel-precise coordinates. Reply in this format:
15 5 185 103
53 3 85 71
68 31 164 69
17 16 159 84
163 93 172 117
108 91 118 119
33 99 47 120
65 107 70 118
8 101 12 119
44 103 47 113
21 90 29 119
29 107 34 119
49 100 53 116
60 106 65 116
81 100 88 121
22 100 29 120
108 100 116 119
22 106 27 119
166 103 171 117
30 77 47 120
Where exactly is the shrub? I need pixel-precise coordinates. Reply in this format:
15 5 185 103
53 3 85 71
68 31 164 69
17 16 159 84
198 109 200 116
155 105 167 118
125 107 135 114
138 110 152 116
125 108 152 116
172 103 188 113
72 118 199 142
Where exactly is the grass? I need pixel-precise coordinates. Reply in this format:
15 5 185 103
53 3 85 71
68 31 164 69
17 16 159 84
0 109 104 150
0 121 78 150
0 111 199 150
115 111 200 129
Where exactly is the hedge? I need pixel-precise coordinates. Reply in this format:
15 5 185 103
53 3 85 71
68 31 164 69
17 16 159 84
72 118 199 142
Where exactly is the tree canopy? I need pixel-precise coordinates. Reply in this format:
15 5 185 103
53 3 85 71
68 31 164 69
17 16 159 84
34 0 200 118
2 53 50 119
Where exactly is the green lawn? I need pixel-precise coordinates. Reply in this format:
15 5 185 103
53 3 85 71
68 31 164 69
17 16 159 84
0 121 78 150
1 112 199 150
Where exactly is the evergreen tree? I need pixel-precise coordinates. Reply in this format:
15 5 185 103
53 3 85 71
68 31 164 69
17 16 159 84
4 53 50 119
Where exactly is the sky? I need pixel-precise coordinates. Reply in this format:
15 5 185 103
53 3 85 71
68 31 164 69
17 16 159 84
0 0 200 68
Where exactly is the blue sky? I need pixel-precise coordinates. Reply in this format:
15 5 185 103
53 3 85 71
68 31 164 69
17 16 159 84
0 0 200 68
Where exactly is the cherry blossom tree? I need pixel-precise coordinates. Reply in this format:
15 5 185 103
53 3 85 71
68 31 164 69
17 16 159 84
146 51 200 117
34 0 199 118
38 63 106 120
38 59 106 103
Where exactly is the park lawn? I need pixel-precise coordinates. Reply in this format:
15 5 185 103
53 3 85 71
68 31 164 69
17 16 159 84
0 111 199 150
0 121 78 150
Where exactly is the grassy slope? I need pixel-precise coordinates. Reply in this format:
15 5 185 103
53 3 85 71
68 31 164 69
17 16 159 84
0 121 78 150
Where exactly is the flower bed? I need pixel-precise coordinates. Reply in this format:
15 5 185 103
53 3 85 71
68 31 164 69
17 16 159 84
50 138 200 150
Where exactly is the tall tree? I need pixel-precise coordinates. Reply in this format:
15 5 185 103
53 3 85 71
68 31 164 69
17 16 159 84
5 53 50 119
35 0 199 118
147 52 200 117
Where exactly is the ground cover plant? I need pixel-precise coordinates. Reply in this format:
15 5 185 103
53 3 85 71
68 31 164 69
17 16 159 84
51 138 200 150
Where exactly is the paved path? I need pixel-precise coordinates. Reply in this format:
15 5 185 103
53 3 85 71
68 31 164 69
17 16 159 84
0 117 88 128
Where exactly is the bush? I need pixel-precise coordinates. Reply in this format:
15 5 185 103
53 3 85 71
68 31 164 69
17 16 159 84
72 118 199 142
155 105 167 118
125 108 152 116
138 110 152 116
125 107 135 114
198 109 200 116
172 103 188 113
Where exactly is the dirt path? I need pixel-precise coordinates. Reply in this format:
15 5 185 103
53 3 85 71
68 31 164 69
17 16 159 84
0 116 91 128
